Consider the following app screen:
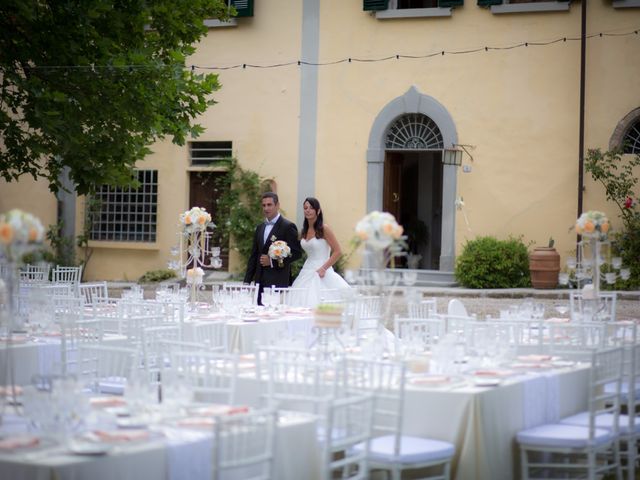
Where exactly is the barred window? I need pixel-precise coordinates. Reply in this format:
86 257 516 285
190 141 232 166
89 170 158 242
623 120 640 154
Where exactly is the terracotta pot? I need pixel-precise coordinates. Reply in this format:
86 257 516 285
529 247 560 289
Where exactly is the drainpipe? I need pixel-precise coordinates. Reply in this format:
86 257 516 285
577 0 587 225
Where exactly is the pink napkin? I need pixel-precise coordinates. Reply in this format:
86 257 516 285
93 429 150 442
90 396 127 408
0 385 23 396
0 436 39 450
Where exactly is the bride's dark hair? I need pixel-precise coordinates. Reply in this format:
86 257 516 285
300 197 324 239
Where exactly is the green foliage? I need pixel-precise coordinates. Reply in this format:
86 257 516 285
0 0 231 194
45 220 76 267
455 236 531 289
585 148 640 289
139 269 177 283
213 159 270 272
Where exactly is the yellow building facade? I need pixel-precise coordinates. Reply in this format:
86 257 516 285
1 0 639 282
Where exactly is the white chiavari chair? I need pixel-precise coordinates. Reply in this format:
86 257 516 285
394 316 444 354
407 298 438 319
170 350 238 404
212 408 277 480
345 358 455 480
190 321 227 351
77 343 140 395
350 295 384 343
51 265 83 285
320 393 374 480
570 291 618 322
261 345 337 415
518 347 624 480
19 263 50 284
548 322 607 360
223 282 260 306
78 281 110 306
270 286 308 307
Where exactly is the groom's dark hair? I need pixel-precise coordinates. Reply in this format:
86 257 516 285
262 192 279 204
301 197 324 239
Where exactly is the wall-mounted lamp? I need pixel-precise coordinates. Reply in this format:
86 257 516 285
442 148 463 167
442 143 475 166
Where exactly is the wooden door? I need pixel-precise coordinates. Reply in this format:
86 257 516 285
383 153 403 220
189 172 229 270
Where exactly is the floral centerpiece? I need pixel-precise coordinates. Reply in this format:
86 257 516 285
268 240 291 268
180 206 213 233
186 267 205 285
0 209 45 262
575 211 610 239
355 211 404 250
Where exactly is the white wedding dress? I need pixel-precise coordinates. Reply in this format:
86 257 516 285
290 237 351 308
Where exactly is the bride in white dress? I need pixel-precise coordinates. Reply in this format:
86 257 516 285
291 197 350 307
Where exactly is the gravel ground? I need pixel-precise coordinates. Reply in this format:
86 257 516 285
113 282 640 320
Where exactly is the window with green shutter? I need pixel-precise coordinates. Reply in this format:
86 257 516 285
230 0 253 17
364 0 390 10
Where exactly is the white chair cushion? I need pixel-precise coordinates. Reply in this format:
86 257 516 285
517 423 615 449
354 435 454 465
560 411 640 435
605 381 640 402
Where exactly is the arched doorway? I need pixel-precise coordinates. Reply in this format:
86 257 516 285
366 86 458 272
383 114 444 269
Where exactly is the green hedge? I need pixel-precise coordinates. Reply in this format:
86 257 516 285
455 236 531 288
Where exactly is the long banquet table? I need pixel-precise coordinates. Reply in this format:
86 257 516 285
0 410 321 480
232 360 590 480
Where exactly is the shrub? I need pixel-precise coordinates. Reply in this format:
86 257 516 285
455 236 531 288
139 269 177 283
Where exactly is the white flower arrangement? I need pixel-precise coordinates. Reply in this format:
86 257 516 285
0 209 45 262
268 240 291 267
354 211 404 250
180 206 213 233
186 267 205 285
575 211 610 239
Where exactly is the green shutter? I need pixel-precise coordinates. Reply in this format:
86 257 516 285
230 0 253 17
477 0 502 5
439 0 464 6
363 0 389 11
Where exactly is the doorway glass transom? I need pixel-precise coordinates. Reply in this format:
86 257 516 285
385 113 444 150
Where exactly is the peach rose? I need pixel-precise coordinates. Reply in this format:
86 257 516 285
0 223 13 244
583 221 595 233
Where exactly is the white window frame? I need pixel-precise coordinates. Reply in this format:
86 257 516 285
376 0 453 18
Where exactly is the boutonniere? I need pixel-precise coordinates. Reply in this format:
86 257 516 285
270 235 277 242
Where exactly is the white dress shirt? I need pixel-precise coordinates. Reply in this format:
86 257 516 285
263 213 280 245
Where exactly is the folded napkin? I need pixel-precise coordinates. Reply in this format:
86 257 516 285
517 354 552 362
90 396 127 408
177 417 216 428
545 317 570 324
0 336 28 344
0 385 23 396
93 429 150 442
191 404 249 417
0 436 39 451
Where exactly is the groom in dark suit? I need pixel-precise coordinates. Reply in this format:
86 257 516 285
243 192 302 305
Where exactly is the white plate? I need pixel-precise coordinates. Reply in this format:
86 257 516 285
69 441 112 455
474 378 502 387
116 417 148 429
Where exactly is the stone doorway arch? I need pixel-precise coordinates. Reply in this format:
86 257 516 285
366 86 458 271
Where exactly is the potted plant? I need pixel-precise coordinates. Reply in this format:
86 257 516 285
529 237 561 289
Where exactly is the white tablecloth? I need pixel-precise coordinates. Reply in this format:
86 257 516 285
0 411 320 480
233 364 590 480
